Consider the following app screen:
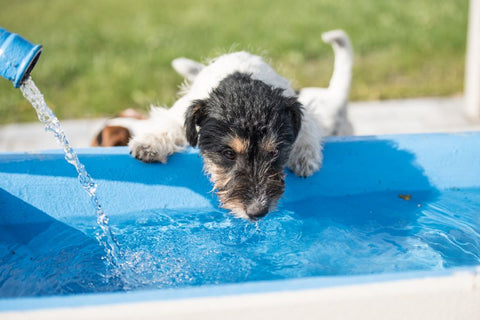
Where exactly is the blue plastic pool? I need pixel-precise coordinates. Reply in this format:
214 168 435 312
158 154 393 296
0 133 479 305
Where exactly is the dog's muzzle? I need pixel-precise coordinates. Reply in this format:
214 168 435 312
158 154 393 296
245 201 270 221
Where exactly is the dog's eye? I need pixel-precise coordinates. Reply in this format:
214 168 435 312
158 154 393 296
269 149 279 158
222 148 237 161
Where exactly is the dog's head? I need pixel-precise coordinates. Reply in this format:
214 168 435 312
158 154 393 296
185 72 302 220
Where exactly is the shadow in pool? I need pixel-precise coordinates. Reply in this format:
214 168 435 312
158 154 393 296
284 137 438 198
0 189 114 298
281 137 440 236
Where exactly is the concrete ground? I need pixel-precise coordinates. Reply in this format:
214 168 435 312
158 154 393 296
1 96 480 152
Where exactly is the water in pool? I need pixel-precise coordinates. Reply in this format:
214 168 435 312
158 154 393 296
1 188 479 297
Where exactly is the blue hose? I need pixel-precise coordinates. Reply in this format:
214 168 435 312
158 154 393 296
0 28 42 88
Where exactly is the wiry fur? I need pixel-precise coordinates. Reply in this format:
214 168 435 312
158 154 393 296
184 72 301 220
128 29 353 220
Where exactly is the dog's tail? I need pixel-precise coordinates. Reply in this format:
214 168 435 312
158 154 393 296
298 30 353 136
322 29 353 107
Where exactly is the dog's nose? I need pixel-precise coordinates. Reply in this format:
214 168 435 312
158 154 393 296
246 202 269 220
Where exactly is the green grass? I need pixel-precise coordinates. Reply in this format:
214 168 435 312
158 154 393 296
0 0 468 124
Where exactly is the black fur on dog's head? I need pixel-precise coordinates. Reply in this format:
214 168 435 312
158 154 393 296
185 72 302 220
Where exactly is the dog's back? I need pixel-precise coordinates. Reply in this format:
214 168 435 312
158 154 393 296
173 31 354 136
170 51 297 116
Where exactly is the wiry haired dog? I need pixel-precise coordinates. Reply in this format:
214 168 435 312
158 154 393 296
128 30 353 220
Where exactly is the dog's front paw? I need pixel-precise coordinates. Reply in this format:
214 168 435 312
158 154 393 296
287 146 323 178
129 132 185 164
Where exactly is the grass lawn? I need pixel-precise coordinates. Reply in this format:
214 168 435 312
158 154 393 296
0 0 468 124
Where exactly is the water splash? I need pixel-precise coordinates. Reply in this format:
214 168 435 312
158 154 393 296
19 77 122 271
1 188 479 297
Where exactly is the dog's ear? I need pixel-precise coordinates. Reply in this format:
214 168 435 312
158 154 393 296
185 100 207 146
172 58 205 82
287 98 303 139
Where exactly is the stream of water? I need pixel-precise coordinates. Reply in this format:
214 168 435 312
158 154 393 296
19 77 122 272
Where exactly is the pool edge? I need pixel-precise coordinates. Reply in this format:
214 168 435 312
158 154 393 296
1 266 479 319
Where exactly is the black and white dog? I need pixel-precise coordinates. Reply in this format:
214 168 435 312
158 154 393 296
125 30 353 220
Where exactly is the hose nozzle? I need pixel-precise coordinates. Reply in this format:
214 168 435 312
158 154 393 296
0 28 42 88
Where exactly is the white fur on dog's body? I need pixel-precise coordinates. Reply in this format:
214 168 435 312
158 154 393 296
129 30 353 176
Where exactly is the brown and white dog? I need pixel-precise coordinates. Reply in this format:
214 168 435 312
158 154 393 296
91 109 147 147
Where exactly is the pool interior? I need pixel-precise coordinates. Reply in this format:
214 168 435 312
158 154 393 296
1 134 480 299
1 187 479 298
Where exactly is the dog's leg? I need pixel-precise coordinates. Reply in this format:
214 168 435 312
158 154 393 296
287 107 325 177
128 106 187 163
129 57 205 163
298 29 354 136
288 30 353 177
